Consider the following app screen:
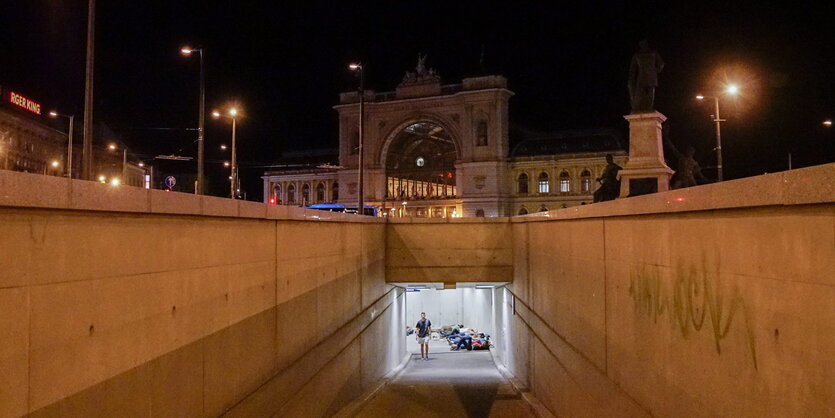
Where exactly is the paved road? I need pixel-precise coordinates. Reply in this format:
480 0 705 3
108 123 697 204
347 349 536 417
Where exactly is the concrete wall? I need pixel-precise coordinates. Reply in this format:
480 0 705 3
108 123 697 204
3 162 834 417
0 170 406 417
386 218 513 283
494 163 835 417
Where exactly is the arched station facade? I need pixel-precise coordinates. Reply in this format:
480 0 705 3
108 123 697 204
263 59 625 217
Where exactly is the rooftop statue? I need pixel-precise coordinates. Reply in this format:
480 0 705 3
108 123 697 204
628 40 665 112
401 53 440 86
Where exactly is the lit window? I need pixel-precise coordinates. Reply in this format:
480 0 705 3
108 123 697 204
518 207 528 215
559 171 570 193
538 172 549 194
580 169 591 193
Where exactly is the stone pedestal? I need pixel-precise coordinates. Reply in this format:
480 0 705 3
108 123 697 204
619 112 674 198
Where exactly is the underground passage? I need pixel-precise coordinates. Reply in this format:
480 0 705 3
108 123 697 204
338 283 540 417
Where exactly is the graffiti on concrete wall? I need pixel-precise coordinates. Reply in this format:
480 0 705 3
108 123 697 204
628 263 758 370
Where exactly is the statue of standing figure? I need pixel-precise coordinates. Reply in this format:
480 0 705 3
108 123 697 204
628 40 665 112
415 53 427 75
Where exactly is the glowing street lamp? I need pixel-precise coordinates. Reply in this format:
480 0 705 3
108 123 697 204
51 160 60 168
181 45 205 195
220 144 227 150
107 143 128 180
695 84 740 182
824 120 832 127
213 107 241 198
48 111 74 178
110 177 120 186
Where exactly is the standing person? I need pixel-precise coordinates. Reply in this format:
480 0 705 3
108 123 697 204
415 312 432 361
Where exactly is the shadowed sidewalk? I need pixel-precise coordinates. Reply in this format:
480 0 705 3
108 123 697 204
346 350 535 417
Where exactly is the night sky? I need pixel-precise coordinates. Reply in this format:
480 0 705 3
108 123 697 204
2 2 833 200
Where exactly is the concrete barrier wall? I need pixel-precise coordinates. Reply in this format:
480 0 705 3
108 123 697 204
3 163 834 417
0 171 405 417
495 163 835 417
386 218 513 283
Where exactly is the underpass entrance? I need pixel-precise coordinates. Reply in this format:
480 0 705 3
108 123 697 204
345 282 537 416
394 283 507 355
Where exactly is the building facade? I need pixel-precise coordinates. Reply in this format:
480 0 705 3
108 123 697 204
262 62 626 217
1 86 145 187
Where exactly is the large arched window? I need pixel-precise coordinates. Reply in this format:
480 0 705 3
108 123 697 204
385 121 457 200
539 205 549 212
316 182 325 202
559 171 571 193
287 184 296 204
332 182 339 202
273 184 282 204
538 172 550 194
581 169 592 193
518 207 529 215
518 173 529 194
302 184 311 205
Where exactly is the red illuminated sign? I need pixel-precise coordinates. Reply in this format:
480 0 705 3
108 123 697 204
8 91 41 115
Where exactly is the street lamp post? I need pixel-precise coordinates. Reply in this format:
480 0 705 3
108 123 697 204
696 84 737 182
82 0 95 180
48 111 74 178
349 62 365 215
213 108 239 199
181 46 205 195
107 143 127 182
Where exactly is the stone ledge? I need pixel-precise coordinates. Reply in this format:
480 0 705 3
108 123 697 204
515 162 835 222
0 171 70 209
0 170 382 223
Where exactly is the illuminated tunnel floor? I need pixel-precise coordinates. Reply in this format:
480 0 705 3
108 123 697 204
346 350 535 417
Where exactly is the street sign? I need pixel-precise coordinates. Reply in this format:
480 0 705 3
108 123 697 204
164 176 176 188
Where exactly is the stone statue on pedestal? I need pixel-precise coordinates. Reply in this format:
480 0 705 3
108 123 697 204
628 40 665 113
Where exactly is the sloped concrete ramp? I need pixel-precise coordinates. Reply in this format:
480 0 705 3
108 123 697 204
344 350 538 417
